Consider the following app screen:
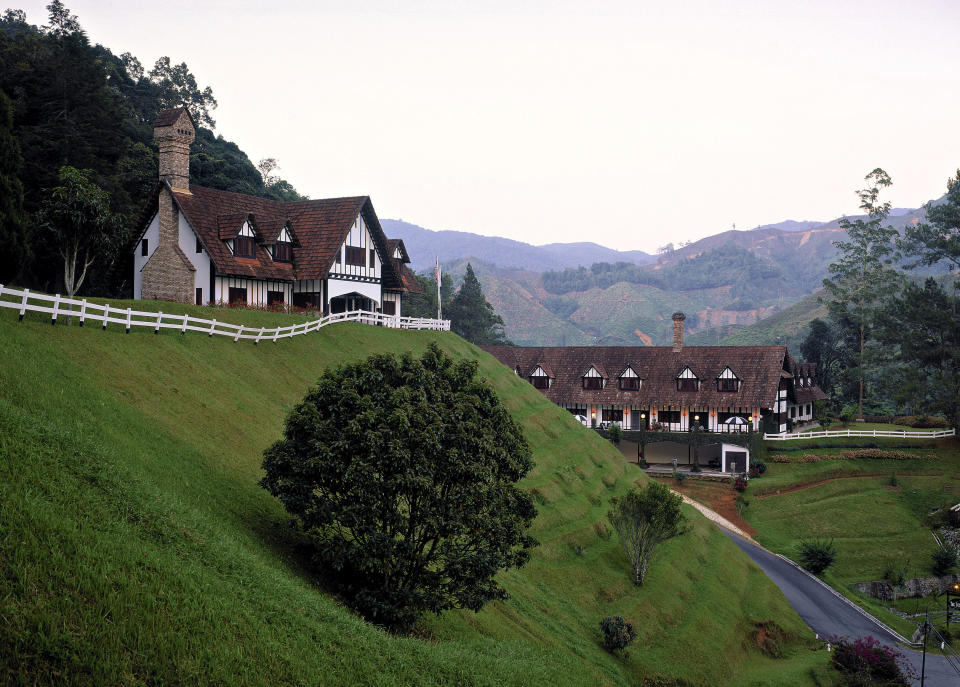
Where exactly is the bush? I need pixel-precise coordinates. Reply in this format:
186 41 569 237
608 424 622 445
829 635 914 685
260 343 537 629
753 460 767 475
931 545 957 577
797 539 836 575
733 477 747 492
600 615 637 654
748 467 759 478
608 482 684 586
882 559 907 587
893 415 949 429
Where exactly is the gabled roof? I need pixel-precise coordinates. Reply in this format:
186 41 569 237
154 107 194 129
134 183 412 287
386 239 410 262
529 362 554 377
482 345 802 409
618 363 643 378
582 363 607 378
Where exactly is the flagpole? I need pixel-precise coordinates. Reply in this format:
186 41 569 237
435 258 442 320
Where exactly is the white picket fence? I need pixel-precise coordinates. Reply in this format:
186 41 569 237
764 428 955 441
0 284 450 342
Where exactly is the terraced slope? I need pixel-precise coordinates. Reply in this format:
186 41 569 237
1 301 823 685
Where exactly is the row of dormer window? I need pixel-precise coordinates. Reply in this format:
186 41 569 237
519 364 743 393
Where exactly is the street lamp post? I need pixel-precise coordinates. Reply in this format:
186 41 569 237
638 412 647 467
947 582 959 631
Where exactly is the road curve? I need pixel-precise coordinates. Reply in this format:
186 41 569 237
724 531 959 686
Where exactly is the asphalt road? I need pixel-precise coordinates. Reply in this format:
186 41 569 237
724 531 960 686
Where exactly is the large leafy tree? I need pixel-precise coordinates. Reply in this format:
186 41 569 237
822 168 902 420
37 165 125 297
800 318 843 400
148 56 218 128
448 263 510 345
260 343 537 630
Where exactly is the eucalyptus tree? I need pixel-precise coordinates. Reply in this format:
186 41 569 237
822 168 902 420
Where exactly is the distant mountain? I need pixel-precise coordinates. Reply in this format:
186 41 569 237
385 196 943 347
750 220 824 233
380 219 653 273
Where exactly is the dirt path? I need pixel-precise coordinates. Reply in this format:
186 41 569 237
754 472 944 499
649 477 758 536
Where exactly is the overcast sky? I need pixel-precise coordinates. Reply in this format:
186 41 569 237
14 0 960 252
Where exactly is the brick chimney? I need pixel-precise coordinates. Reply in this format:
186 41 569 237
153 107 194 192
672 312 686 351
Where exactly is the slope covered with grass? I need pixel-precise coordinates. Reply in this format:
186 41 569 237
1 301 823 685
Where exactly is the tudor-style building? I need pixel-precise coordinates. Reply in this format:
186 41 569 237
134 108 421 312
484 312 826 436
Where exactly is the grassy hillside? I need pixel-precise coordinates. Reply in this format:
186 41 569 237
1 301 825 685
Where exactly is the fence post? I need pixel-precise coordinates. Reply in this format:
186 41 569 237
18 288 29 321
255 327 264 345
234 325 243 343
181 313 188 335
155 312 162 334
209 319 216 337
125 307 132 334
102 304 109 330
79 299 87 327
51 294 60 325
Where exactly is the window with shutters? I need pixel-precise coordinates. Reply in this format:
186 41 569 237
345 246 365 266
235 236 255 258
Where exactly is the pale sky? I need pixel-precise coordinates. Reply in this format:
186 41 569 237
13 0 960 252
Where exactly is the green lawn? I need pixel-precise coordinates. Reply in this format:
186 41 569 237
0 302 826 686
743 444 960 639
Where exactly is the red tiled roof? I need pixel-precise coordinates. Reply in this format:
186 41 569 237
482 345 802 410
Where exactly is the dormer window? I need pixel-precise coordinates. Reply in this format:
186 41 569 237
582 366 605 390
619 366 641 391
274 241 292 262
235 236 256 258
530 365 551 389
677 366 699 392
716 366 740 393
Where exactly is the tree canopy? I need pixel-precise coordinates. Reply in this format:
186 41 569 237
608 481 684 586
260 343 537 629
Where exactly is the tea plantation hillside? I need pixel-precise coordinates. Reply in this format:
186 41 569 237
0 301 824 685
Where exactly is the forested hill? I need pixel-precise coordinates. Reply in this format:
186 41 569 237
0 5 305 296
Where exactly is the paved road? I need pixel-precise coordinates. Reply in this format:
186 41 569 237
724 531 960 686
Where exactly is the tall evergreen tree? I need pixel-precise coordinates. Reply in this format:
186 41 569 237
448 263 510 345
901 169 960 275
822 168 902 420
0 89 28 283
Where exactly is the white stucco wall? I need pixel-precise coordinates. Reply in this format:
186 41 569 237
327 277 381 305
133 212 160 300
178 212 211 305
329 213 382 280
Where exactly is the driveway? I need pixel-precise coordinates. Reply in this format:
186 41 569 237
724 531 960 686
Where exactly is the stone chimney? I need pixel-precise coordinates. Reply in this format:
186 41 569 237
140 107 196 303
153 107 194 192
672 312 686 351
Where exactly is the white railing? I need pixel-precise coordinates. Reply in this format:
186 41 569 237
0 284 450 342
764 428 955 440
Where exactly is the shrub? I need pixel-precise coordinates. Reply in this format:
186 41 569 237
770 454 790 463
892 415 949 429
733 477 747 493
838 404 857 426
797 539 836 575
753 460 767 475
608 424 622 445
600 615 637 654
748 467 759 478
931 545 957 577
260 343 537 629
882 559 907 587
608 482 684 586
829 635 914 685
